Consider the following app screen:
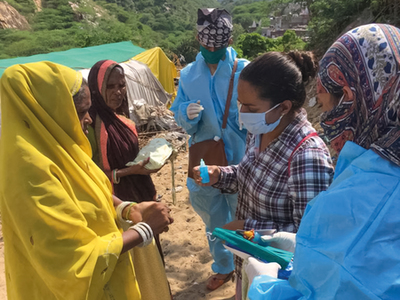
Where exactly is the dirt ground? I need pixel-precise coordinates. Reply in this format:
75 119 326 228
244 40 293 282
154 153 236 300
0 82 324 300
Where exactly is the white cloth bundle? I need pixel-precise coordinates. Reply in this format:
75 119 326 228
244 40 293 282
126 138 173 170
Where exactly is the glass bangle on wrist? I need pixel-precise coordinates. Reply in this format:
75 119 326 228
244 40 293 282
130 222 153 247
112 169 120 184
125 202 137 221
116 201 133 224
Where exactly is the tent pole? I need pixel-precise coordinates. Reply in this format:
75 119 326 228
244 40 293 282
170 152 177 206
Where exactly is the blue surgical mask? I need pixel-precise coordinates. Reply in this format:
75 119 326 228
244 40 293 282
239 103 282 135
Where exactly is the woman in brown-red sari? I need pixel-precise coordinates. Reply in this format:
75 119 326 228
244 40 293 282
88 60 158 201
87 60 165 260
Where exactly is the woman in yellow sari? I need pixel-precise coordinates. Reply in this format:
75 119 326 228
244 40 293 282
0 62 172 300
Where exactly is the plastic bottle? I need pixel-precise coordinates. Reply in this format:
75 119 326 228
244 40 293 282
199 159 210 184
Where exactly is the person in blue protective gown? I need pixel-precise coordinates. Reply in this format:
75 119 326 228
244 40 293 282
246 23 400 300
170 8 248 290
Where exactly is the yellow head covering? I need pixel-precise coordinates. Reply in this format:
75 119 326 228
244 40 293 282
0 62 140 300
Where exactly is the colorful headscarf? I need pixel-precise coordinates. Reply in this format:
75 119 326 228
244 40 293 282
88 60 156 201
197 8 233 48
319 24 400 166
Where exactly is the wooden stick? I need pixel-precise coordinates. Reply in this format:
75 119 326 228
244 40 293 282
138 128 183 136
171 155 176 206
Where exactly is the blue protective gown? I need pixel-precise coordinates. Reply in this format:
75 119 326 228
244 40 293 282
247 141 400 299
170 47 248 274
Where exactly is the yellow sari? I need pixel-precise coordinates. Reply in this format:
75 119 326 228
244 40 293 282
0 62 140 299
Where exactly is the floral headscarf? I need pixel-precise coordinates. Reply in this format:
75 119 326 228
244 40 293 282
319 24 400 166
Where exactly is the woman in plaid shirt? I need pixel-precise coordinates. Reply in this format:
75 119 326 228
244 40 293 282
194 51 334 293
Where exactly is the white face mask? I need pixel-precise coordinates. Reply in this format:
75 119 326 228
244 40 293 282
239 103 282 135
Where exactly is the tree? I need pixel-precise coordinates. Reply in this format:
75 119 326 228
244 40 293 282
236 33 268 59
232 23 245 44
308 0 372 56
281 29 306 52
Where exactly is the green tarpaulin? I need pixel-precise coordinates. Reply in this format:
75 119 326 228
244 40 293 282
0 41 145 77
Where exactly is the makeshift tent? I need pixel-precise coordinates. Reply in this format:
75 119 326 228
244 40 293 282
0 41 145 77
0 42 178 133
132 47 177 100
80 59 177 132
122 60 170 106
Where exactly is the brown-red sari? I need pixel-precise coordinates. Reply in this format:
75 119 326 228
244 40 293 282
88 60 156 202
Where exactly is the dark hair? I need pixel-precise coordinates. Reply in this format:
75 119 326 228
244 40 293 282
72 78 88 106
239 51 318 111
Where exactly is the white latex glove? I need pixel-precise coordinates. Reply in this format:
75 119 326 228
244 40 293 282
245 258 281 285
261 232 296 253
186 100 204 120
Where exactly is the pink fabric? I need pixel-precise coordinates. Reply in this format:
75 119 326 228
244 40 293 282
99 121 110 173
117 115 138 136
97 60 115 93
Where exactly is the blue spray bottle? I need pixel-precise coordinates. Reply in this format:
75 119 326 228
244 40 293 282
199 159 210 184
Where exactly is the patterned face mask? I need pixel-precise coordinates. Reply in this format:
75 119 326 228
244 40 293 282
319 94 354 153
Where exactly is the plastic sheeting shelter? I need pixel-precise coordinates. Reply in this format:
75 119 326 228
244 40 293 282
0 41 145 77
79 59 176 132
133 47 177 100
122 60 170 106
0 42 177 103
79 59 171 106
0 42 178 133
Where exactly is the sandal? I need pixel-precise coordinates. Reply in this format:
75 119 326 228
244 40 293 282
206 271 235 291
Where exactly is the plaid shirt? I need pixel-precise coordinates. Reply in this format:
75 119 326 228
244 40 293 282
214 109 334 276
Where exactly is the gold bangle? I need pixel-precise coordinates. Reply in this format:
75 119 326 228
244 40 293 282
125 202 137 221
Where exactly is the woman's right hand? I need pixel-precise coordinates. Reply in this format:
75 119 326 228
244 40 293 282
193 165 220 186
128 202 173 235
126 158 158 176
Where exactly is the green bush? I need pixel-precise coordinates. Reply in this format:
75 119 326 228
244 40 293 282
235 31 307 60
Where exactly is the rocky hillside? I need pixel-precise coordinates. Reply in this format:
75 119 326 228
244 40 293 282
0 2 29 29
0 0 219 59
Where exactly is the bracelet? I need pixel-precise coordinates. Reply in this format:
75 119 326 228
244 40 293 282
125 202 137 221
112 169 120 184
138 222 153 247
116 201 132 224
130 222 153 247
131 224 148 247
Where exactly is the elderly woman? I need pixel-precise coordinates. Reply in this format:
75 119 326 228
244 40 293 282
86 60 169 264
0 62 172 299
246 23 400 299
87 60 158 202
86 60 171 299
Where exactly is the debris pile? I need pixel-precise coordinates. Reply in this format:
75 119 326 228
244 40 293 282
130 99 179 133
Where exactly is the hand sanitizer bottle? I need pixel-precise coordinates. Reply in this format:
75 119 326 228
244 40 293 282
200 159 210 184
